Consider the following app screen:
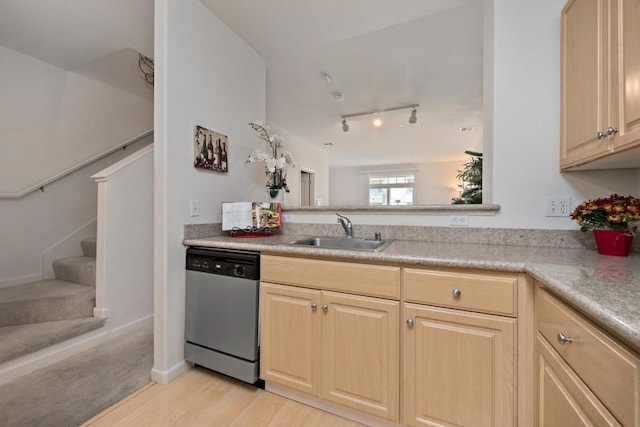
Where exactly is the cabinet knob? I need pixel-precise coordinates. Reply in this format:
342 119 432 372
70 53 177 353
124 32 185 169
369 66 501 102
311 303 317 311
452 288 461 297
407 318 414 328
597 127 618 139
322 304 328 312
557 332 573 345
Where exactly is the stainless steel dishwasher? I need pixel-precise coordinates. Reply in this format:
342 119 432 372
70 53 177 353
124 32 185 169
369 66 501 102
185 247 260 384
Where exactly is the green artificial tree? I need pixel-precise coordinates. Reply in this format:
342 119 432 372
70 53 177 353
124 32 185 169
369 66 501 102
452 150 482 204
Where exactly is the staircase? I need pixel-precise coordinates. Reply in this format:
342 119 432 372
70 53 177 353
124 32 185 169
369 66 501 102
0 238 104 365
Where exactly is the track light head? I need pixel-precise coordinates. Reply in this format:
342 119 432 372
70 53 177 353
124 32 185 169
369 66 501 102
409 108 417 124
342 118 349 132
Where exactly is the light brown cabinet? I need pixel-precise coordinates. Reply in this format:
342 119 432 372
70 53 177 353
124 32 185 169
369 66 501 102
536 334 621 426
260 283 321 395
612 0 640 154
260 256 535 426
402 268 520 427
535 285 640 426
321 290 399 421
403 303 516 427
560 0 640 170
260 256 400 422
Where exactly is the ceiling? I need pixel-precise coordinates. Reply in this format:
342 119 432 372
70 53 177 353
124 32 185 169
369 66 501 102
200 0 485 168
0 0 153 70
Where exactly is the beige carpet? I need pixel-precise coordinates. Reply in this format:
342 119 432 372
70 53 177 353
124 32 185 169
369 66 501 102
0 323 153 427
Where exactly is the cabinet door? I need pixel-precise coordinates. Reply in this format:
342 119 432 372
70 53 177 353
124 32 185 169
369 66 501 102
260 282 321 395
403 303 516 427
536 334 621 426
613 0 640 152
321 291 399 422
561 0 611 169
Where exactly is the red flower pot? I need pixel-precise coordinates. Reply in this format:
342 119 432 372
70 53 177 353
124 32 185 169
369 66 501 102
593 230 634 256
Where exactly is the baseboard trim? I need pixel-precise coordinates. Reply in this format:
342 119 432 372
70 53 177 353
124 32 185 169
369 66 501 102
0 315 153 385
266 382 400 427
150 360 191 384
0 273 42 289
93 307 110 319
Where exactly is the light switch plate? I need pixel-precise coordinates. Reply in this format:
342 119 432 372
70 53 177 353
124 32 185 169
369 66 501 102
449 215 469 226
189 200 200 217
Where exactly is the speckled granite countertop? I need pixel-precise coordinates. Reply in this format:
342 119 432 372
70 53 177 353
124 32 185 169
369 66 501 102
183 235 640 353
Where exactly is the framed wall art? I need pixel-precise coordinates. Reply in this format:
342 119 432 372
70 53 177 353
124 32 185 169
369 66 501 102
193 125 229 173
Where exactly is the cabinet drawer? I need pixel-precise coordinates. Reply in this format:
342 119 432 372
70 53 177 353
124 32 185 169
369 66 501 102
403 268 517 316
261 255 400 299
536 288 640 427
536 334 621 426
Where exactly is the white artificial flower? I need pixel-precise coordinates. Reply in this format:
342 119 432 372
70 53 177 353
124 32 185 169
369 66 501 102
247 122 296 190
276 157 287 169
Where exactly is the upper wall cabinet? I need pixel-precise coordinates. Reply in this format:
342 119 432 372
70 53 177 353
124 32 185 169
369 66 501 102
561 0 640 171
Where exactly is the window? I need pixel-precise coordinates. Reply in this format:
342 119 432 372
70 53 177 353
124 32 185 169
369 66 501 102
367 171 415 206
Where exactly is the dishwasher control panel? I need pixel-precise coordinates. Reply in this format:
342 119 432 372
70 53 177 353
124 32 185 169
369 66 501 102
186 247 259 280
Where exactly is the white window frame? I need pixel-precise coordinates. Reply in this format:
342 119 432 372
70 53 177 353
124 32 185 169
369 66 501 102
365 170 416 206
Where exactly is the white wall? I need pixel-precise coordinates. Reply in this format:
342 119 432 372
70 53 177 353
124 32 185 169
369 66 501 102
487 0 640 229
0 45 153 195
329 161 462 206
0 136 153 287
153 0 266 382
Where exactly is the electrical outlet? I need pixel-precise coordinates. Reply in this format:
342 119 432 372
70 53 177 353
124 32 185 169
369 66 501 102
282 214 292 223
545 197 571 217
449 215 469 226
189 200 199 217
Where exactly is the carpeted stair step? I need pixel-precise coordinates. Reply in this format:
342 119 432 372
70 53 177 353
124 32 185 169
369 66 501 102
0 317 105 365
0 280 95 328
52 257 96 286
81 238 97 258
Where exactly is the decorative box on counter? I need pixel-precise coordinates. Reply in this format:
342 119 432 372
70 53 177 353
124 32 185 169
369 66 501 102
221 202 282 237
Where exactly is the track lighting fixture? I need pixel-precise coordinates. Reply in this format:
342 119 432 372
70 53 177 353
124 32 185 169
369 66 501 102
340 104 418 130
409 108 417 124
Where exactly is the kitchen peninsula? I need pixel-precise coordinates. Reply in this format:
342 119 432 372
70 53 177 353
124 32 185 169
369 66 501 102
184 231 640 426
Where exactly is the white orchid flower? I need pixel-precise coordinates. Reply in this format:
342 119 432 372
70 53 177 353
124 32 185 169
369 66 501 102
247 122 296 192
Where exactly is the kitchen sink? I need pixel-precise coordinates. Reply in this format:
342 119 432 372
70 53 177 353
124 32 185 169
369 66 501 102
291 236 394 252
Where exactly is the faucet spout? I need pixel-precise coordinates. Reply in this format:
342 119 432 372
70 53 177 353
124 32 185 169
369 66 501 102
336 213 353 238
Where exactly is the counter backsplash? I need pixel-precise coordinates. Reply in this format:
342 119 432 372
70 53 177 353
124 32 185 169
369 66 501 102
184 223 640 251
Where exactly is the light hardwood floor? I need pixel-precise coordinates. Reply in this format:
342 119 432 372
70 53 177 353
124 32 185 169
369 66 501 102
83 367 364 426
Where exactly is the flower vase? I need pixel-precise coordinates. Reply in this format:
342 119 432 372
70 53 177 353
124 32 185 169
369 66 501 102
593 230 633 256
267 188 285 205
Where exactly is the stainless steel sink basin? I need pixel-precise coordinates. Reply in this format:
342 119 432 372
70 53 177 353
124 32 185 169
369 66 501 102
291 237 394 252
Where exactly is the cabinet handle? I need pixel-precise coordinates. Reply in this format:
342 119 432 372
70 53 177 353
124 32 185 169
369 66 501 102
557 332 573 345
452 288 461 297
407 318 414 328
311 303 317 311
322 304 328 312
597 127 618 139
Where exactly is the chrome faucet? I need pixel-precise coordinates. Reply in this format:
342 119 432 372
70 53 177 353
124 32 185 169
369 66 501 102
336 213 353 238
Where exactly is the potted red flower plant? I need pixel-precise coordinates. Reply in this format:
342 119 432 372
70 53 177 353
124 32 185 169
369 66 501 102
570 194 640 256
